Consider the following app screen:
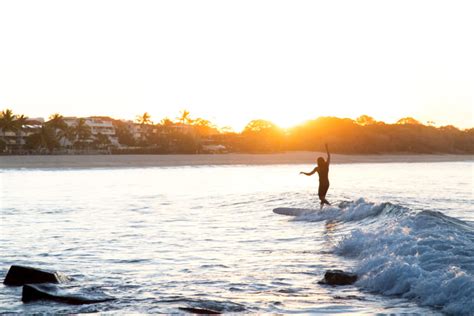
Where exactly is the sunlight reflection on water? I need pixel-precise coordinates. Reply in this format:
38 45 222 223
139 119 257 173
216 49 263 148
0 161 472 314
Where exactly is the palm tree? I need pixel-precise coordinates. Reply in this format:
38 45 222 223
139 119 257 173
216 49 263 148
75 118 91 138
114 121 136 147
93 132 111 150
136 112 152 125
47 113 67 130
25 125 59 153
14 114 28 151
0 109 17 133
134 112 154 145
0 110 28 151
46 113 68 148
74 118 92 150
157 118 175 149
0 109 17 151
61 125 77 148
15 114 28 126
177 109 193 125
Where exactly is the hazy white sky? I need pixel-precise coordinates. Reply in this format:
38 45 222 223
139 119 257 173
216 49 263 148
0 0 472 130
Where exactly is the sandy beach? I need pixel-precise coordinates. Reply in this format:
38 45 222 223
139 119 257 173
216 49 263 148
0 152 472 169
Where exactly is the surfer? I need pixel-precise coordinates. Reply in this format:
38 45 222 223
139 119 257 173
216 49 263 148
300 143 331 208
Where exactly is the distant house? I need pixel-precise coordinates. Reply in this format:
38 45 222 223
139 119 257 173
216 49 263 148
0 128 17 151
62 116 119 147
87 117 120 146
0 118 44 152
23 118 44 138
119 120 157 142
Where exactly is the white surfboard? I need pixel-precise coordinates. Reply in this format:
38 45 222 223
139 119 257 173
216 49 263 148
273 207 318 216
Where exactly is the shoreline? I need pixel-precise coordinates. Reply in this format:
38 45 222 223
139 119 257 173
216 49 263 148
0 152 472 169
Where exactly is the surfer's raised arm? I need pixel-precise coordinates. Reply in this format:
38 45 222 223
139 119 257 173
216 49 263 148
300 167 318 176
325 143 330 165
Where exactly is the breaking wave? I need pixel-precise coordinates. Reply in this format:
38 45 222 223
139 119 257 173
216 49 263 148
298 199 474 315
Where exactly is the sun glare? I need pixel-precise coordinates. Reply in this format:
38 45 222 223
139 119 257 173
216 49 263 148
271 115 308 130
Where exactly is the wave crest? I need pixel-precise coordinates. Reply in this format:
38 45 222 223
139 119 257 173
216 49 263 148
332 200 474 314
293 198 406 223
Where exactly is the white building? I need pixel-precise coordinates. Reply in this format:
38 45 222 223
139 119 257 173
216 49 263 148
0 118 44 151
121 120 160 142
86 117 119 146
63 116 119 147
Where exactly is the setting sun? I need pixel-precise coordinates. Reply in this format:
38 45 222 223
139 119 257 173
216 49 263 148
0 0 472 130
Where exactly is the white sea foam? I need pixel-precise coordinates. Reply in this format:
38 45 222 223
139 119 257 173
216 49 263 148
292 198 403 223
330 201 474 315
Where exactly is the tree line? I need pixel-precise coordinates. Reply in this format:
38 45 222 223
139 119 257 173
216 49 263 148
1 109 473 154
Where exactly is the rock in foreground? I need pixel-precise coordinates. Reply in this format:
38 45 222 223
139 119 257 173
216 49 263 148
179 307 221 314
22 284 115 305
319 270 357 286
4 265 69 286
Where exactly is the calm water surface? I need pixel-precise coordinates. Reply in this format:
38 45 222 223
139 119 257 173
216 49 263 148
0 161 473 314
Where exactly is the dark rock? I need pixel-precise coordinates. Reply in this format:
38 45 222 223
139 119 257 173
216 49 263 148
319 269 358 286
4 265 69 286
179 307 221 314
22 284 115 305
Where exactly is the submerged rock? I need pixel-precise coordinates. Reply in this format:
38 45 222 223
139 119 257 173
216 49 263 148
3 265 69 286
319 269 357 286
22 284 115 305
179 307 221 314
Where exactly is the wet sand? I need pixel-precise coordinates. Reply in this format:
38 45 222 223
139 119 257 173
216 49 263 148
0 152 472 169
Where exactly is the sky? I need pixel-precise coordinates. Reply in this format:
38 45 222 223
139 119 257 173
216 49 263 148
0 0 472 131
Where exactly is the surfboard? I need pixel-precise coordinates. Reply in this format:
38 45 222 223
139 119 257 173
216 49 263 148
273 207 318 216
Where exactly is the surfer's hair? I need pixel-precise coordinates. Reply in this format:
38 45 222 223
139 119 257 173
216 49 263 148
317 157 325 166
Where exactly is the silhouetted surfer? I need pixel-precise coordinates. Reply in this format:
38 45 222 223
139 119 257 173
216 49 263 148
300 144 331 208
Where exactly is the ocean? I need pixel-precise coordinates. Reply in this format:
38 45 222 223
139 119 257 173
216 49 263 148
0 160 473 314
